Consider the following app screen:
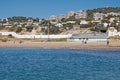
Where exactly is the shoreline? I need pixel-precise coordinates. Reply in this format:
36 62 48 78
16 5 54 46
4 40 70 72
0 41 120 49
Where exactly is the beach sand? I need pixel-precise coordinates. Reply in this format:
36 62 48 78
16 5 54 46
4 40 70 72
0 41 120 49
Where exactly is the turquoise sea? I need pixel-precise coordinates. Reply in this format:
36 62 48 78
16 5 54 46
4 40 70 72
0 48 120 80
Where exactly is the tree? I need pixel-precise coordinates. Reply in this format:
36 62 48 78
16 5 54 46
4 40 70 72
49 26 61 34
26 26 34 32
75 19 80 25
9 27 16 31
40 20 50 26
99 27 108 33
16 27 22 33
80 22 95 28
0 26 5 30
61 18 67 22
101 19 110 23
63 23 73 30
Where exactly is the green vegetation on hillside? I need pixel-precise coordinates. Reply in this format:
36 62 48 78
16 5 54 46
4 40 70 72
0 7 120 34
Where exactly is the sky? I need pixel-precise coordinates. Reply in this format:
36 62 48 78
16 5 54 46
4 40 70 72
0 0 120 19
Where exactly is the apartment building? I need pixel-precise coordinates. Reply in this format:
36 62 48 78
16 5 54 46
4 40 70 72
66 11 75 19
75 10 87 19
93 12 106 20
49 15 57 21
107 12 120 16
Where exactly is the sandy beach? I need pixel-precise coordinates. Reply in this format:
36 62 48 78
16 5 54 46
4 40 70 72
0 41 120 49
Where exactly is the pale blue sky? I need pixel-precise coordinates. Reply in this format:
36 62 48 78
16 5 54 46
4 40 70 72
0 0 120 19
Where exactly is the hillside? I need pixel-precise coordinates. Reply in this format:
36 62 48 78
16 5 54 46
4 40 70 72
87 7 120 18
60 28 93 35
0 7 120 35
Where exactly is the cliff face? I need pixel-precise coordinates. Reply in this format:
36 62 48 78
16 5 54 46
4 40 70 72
60 28 93 35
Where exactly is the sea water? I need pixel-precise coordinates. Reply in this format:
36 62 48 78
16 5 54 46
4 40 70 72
0 48 120 80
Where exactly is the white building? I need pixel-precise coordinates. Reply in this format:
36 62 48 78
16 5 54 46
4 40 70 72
49 15 57 21
69 33 107 42
109 18 115 23
50 21 57 25
17 25 22 27
107 12 120 16
107 27 120 37
91 20 101 23
103 23 108 27
66 11 75 19
66 21 76 24
0 31 72 39
93 12 106 20
75 10 87 19
109 17 119 23
26 19 33 26
55 23 63 27
3 23 12 28
80 20 89 25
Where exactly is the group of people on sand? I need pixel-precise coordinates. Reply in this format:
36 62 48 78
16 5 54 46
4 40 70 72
81 39 110 46
82 39 87 44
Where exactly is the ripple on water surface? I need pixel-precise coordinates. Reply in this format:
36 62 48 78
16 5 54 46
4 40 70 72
0 48 120 80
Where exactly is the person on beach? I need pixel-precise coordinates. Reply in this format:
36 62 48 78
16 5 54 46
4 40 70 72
85 40 87 44
19 40 22 44
107 40 109 46
82 40 84 44
13 41 15 44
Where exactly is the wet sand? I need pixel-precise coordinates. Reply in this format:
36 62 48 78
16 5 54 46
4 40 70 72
0 41 120 49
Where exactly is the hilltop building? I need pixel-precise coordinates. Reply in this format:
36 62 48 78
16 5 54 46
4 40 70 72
49 15 57 21
66 11 75 19
93 12 106 20
75 10 87 19
80 20 89 25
